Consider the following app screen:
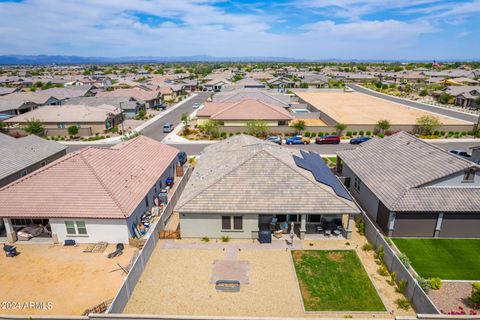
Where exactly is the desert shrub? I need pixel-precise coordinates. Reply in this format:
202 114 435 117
318 132 324 137
201 236 210 242
378 133 385 138
378 265 389 276
304 131 311 137
440 131 445 136
461 131 467 136
433 130 439 136
220 132 227 138
385 237 393 246
366 130 372 136
427 277 442 290
397 279 408 293
362 243 375 251
355 219 365 235
417 277 430 294
470 283 480 307
395 298 411 310
375 245 384 263
352 131 358 136
221 236 230 243
310 132 317 138
390 272 397 286
346 131 353 137
359 130 364 135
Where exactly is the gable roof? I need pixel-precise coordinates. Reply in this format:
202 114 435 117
0 136 178 219
0 92 56 105
37 86 93 100
208 99 293 121
96 87 160 101
0 133 66 181
176 135 359 214
212 89 290 108
338 132 480 212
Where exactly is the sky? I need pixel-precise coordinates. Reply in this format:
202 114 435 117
0 0 479 60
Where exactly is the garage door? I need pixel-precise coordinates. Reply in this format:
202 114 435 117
440 214 480 238
392 213 437 237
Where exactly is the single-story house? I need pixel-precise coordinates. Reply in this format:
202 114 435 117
0 136 179 244
4 104 123 136
177 135 360 239
67 96 146 119
267 76 295 88
196 99 294 128
212 89 291 108
37 86 95 101
0 100 39 119
0 92 61 106
96 87 161 108
337 132 480 238
0 133 67 188
203 78 231 92
234 77 266 89
0 87 19 96
445 86 480 109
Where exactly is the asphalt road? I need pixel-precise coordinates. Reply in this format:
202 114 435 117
347 83 480 124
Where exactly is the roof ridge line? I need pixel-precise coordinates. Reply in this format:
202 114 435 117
79 151 128 217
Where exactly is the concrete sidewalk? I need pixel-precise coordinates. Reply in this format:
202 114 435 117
58 93 198 146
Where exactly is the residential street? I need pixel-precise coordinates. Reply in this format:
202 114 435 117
347 83 480 124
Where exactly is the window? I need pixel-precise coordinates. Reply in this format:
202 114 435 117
20 169 28 177
65 221 87 235
145 195 149 207
463 168 476 182
40 161 47 167
233 216 243 230
57 123 65 129
354 176 361 192
222 216 231 230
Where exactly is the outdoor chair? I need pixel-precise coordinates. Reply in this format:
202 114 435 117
3 244 17 257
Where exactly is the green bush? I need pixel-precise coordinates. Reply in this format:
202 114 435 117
236 131 241 135
378 133 385 138
399 252 411 268
470 283 480 306
461 131 467 136
375 245 384 263
352 131 358 136
220 132 227 138
318 132 324 137
366 130 372 136
201 236 210 242
385 237 393 246
427 277 442 290
304 131 311 137
417 277 430 294
346 131 353 137
359 130 364 135
440 131 445 136
355 219 365 235
433 130 439 136
221 236 230 243
310 132 317 138
390 272 397 286
397 279 408 293
395 298 411 310
362 243 375 251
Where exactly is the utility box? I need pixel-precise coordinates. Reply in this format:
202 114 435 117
176 164 184 177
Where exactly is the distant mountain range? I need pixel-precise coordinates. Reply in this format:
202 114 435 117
0 54 478 65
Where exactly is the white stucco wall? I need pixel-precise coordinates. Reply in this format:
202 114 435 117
50 218 130 243
180 213 259 239
423 171 480 187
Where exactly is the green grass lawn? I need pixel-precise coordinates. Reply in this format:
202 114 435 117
392 238 480 280
291 250 385 312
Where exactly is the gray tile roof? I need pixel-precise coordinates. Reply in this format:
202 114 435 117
212 89 290 108
337 132 480 212
0 133 67 180
176 135 360 215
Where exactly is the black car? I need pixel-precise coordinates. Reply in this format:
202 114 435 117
266 136 282 145
449 150 471 158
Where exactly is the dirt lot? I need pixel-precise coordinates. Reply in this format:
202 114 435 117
0 243 135 316
296 91 472 125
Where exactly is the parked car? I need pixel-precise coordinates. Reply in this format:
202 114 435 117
192 103 201 109
163 123 174 133
153 103 166 110
450 150 471 158
315 135 340 144
350 136 371 145
286 135 310 145
266 136 282 145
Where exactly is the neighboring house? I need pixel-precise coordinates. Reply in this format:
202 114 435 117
0 92 61 106
471 146 480 164
337 132 480 238
445 86 480 109
68 96 146 119
196 99 294 128
233 77 266 89
0 133 67 188
451 77 479 86
267 76 295 88
37 86 95 101
175 79 198 92
212 89 291 108
0 136 179 244
96 87 162 108
301 74 329 88
203 78 231 92
176 135 360 239
4 104 123 136
0 100 39 119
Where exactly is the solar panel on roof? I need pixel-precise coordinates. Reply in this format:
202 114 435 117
293 150 353 201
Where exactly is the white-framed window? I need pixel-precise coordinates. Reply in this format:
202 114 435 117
354 176 361 192
65 221 87 235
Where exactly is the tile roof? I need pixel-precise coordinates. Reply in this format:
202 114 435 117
96 87 160 101
337 132 480 213
0 133 66 180
37 87 93 100
0 92 54 105
5 104 121 123
0 136 179 219
206 99 294 121
176 135 360 215
212 89 290 108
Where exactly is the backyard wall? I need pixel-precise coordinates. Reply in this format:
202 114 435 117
179 213 259 239
50 218 129 244
362 210 440 314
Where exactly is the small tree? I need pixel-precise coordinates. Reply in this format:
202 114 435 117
203 119 222 138
334 123 347 135
181 112 190 134
438 93 452 104
67 125 79 136
246 120 268 137
376 119 391 134
416 115 442 135
290 120 306 134
24 118 44 136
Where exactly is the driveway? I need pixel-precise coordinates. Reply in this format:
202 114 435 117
347 83 479 123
